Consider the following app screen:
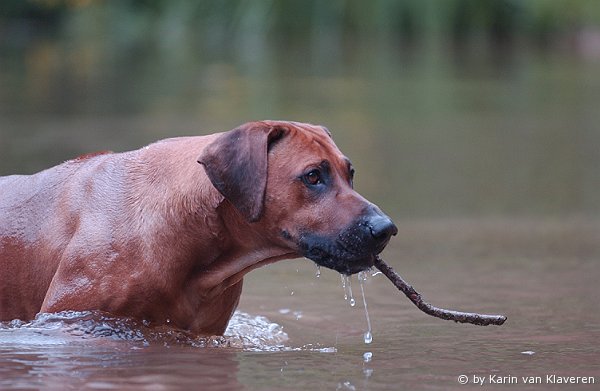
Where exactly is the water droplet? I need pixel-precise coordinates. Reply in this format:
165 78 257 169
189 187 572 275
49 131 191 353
290 290 294 296
337 381 356 391
315 265 321 278
358 271 368 282
521 351 535 355
363 351 373 362
166 318 171 324
364 331 373 344
278 308 291 314
349 298 356 306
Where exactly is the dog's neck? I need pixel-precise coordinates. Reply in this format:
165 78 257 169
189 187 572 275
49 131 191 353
127 139 296 298
190 201 297 301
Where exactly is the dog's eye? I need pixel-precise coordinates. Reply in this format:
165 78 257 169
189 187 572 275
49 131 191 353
303 169 322 186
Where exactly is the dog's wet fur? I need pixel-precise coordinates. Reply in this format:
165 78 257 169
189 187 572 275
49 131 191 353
0 121 396 334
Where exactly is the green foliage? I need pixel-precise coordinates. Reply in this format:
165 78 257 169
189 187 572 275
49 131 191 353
2 0 600 38
1 0 599 53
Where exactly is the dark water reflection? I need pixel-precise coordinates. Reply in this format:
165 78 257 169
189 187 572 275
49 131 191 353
1 25 600 391
1 343 244 390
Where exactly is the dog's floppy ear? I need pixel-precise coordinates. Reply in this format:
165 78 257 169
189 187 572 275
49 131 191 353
197 122 287 222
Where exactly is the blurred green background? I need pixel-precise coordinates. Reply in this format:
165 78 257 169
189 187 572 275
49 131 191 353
1 0 599 218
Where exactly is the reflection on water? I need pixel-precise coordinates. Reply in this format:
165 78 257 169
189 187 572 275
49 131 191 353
1 31 599 218
0 309 325 390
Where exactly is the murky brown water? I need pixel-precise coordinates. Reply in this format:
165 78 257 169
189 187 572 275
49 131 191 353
1 219 598 390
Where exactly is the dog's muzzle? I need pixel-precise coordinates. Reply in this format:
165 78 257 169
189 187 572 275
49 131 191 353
299 210 397 275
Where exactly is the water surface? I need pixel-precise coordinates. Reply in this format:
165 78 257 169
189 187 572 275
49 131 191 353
1 219 598 390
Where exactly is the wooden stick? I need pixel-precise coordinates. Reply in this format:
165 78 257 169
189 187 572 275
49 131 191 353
374 256 507 326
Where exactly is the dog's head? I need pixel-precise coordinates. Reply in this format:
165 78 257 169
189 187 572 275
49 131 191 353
198 121 396 275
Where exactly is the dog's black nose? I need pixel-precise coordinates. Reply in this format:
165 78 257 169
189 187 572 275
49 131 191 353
368 214 398 242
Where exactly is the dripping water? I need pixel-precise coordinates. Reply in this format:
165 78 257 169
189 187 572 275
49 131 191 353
347 277 356 307
358 271 372 344
315 264 321 278
340 275 356 306
341 274 348 300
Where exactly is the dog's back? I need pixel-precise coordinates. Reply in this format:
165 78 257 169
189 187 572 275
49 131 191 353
0 155 111 321
0 142 208 322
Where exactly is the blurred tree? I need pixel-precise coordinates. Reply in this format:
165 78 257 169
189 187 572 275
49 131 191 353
1 0 599 52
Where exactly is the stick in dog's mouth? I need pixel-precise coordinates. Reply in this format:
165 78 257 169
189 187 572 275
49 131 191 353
374 256 507 326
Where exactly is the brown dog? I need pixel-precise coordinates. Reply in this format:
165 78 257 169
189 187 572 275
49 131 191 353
0 121 396 335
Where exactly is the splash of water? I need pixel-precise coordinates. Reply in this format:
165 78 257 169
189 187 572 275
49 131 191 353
224 311 289 350
0 310 303 351
337 381 357 390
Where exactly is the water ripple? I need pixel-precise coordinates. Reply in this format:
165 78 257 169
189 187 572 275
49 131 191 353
0 310 283 350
